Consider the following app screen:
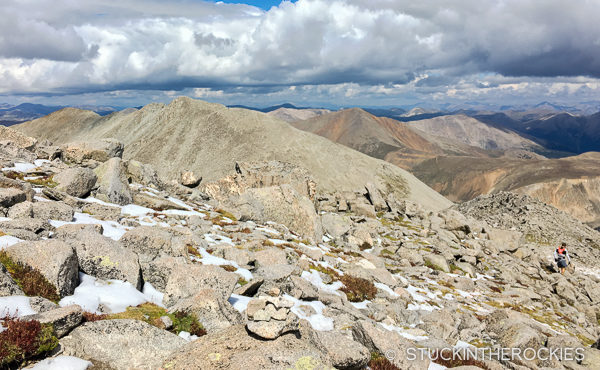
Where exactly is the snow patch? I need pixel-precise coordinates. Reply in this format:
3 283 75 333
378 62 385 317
0 296 37 317
301 270 343 295
0 234 22 249
59 273 160 314
30 356 92 370
228 294 252 313
284 294 333 331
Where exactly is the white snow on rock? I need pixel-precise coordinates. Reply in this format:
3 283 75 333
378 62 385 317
2 162 37 172
428 362 447 370
349 300 370 309
50 212 130 241
301 270 343 295
30 356 92 370
228 294 252 313
284 294 334 331
59 273 162 313
142 282 165 307
375 282 400 298
194 247 253 281
0 296 37 318
379 322 429 341
178 331 199 342
0 234 23 250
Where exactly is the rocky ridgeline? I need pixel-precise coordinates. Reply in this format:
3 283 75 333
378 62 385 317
1 126 600 369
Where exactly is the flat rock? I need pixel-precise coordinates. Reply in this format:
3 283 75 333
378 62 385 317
23 304 83 337
313 330 370 369
62 139 124 164
163 264 239 307
162 325 331 370
60 319 186 370
352 320 430 370
31 201 74 222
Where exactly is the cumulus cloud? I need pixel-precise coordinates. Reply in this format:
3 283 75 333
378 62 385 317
0 0 599 106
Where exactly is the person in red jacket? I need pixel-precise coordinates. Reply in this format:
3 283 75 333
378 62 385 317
554 242 571 275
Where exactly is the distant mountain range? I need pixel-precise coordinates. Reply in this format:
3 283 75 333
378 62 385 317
0 103 123 126
290 106 600 228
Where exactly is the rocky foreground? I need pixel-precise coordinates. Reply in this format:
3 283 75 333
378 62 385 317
1 126 600 369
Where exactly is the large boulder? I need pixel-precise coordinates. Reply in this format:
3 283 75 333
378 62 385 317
60 319 186 370
423 253 450 273
320 213 352 239
124 160 164 189
119 226 186 263
0 176 35 201
310 330 370 369
61 230 142 289
93 157 132 205
5 240 79 297
0 126 37 150
62 139 124 164
352 320 430 370
168 288 243 333
365 182 389 212
0 187 27 209
232 185 322 242
162 325 331 370
23 304 83 337
200 161 322 241
31 201 74 222
163 264 239 307
53 167 97 198
487 228 522 253
180 170 202 188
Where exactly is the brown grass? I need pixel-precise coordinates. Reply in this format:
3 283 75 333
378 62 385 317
219 265 237 272
340 275 377 302
431 349 491 369
0 251 60 303
359 242 372 251
368 352 400 370
0 317 58 367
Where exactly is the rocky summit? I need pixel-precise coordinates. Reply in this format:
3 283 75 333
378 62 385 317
1 124 600 370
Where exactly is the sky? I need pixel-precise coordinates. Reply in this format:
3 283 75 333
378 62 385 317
0 0 599 109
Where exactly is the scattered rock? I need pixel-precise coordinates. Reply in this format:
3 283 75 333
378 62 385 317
246 296 298 340
180 170 202 188
62 139 124 164
93 157 132 205
53 167 97 197
167 288 243 333
24 304 83 337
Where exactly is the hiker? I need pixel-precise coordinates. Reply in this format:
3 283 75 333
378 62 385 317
554 242 571 275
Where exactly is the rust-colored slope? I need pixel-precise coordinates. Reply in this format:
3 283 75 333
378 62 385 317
292 108 446 168
412 153 600 227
